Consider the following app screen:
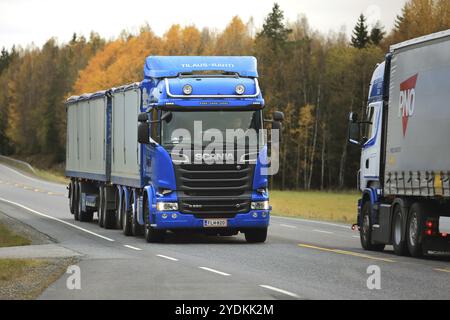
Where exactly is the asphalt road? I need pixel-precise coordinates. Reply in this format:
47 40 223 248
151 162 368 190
0 163 449 300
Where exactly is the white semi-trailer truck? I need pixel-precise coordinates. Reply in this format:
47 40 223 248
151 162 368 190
348 30 450 257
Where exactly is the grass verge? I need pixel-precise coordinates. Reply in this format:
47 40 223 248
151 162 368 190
270 190 359 223
0 222 31 247
0 257 77 299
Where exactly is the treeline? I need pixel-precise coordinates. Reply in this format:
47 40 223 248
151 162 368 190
0 0 449 189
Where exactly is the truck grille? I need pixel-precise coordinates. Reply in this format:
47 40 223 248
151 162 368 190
175 163 254 217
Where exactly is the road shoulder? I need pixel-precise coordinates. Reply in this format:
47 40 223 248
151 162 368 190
0 211 81 300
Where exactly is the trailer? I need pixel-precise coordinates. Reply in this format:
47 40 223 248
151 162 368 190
348 30 450 257
66 56 283 243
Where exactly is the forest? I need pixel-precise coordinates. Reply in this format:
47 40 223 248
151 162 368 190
0 0 449 190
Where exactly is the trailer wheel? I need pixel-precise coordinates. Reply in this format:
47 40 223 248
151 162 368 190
407 203 425 257
143 199 165 243
122 195 132 236
392 204 409 256
103 188 116 229
74 182 80 221
115 190 122 230
69 181 75 214
98 187 105 227
244 228 267 243
360 201 385 251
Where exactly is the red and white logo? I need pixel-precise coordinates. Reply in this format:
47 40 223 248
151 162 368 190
398 74 418 137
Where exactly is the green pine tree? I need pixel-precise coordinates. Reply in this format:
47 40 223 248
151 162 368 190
257 3 292 45
351 14 370 49
370 22 386 46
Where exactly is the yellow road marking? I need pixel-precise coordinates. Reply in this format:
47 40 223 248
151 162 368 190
298 243 396 263
435 268 450 274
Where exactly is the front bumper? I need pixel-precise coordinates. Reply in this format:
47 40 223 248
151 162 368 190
152 210 270 230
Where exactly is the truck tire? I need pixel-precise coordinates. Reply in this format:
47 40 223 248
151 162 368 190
98 187 105 227
74 182 80 221
360 201 385 252
115 190 122 230
69 181 75 214
407 202 426 257
245 228 268 243
122 195 132 236
143 199 165 243
131 192 143 236
392 204 409 256
103 188 116 229
77 183 94 222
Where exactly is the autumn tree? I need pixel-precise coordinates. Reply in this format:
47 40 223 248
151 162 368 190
214 16 253 55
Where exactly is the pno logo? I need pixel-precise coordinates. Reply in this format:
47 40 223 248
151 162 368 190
398 74 418 137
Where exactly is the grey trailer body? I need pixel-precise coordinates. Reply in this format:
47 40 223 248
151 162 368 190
65 92 110 181
111 83 142 188
348 30 450 257
385 31 450 197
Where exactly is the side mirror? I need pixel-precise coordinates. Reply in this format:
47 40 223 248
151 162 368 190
348 112 361 146
273 111 284 122
138 122 150 144
161 111 172 123
349 112 358 123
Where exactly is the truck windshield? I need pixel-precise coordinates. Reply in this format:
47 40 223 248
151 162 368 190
161 110 262 146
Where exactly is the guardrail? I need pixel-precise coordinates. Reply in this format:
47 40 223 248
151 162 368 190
0 155 37 175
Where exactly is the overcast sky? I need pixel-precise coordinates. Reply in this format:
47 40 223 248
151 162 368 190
0 0 407 50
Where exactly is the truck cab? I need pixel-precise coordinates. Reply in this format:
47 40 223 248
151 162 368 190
136 56 282 243
358 62 385 191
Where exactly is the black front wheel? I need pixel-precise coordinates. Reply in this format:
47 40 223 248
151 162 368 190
143 201 165 243
245 228 268 243
360 201 385 252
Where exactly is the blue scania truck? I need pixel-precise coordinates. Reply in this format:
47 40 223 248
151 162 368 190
65 56 283 243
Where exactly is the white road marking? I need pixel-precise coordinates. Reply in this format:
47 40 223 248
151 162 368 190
272 216 350 229
259 285 299 298
0 197 115 242
312 229 334 234
352 235 360 239
280 224 297 229
199 267 230 276
157 254 179 261
124 245 142 251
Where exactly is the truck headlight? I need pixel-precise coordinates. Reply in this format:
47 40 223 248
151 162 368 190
251 201 269 210
235 84 245 95
183 84 193 95
156 202 178 211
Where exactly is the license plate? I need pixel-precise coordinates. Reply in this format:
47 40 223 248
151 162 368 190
203 219 228 228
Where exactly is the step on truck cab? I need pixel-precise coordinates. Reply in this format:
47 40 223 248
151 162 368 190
348 30 450 257
66 56 283 243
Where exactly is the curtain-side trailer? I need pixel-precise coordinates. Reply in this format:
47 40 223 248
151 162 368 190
348 30 450 257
